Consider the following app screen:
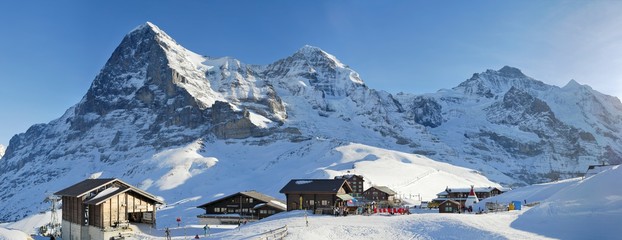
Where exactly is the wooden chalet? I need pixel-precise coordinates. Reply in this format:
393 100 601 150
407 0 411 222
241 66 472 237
362 186 397 204
438 200 461 213
196 191 286 224
430 186 509 207
54 178 163 240
279 179 353 214
334 173 365 196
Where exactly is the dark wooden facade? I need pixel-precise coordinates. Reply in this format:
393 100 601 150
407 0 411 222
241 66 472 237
439 200 461 213
279 179 353 214
197 191 285 220
362 186 396 203
55 178 163 240
334 174 365 195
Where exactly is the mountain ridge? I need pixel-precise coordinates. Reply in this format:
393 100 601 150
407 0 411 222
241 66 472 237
0 22 621 222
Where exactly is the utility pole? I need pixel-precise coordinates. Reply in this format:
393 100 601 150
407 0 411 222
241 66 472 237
46 195 61 238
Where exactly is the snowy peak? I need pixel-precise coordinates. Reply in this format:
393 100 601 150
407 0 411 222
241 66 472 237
563 79 582 89
126 21 176 47
129 21 160 34
293 45 348 69
454 66 548 98
497 65 527 78
265 45 366 98
0 144 5 159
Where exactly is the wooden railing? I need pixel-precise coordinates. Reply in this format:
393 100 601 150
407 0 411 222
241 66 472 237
256 225 287 240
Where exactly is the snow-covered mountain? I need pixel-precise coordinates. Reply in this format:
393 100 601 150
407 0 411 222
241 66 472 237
0 22 621 222
395 67 622 184
0 144 5 159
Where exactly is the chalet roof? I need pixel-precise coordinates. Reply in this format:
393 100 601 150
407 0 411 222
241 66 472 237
54 178 163 205
197 190 285 210
83 187 130 205
253 200 287 211
366 186 396 195
54 178 117 197
437 186 509 195
279 179 352 194
440 200 461 206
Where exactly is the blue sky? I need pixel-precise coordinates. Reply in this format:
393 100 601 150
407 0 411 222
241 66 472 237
1 1 621 146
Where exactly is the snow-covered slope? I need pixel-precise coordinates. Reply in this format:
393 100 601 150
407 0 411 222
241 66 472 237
0 144 5 159
511 165 622 239
0 227 31 240
472 165 622 239
208 165 622 239
0 22 621 224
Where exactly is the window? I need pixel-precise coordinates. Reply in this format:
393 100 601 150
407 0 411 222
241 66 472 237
321 200 329 206
244 198 254 203
214 207 228 213
445 206 453 212
308 200 314 206
259 209 276 215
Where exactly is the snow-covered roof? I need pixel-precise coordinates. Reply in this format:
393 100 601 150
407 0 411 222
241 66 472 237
83 187 130 205
252 200 287 211
280 179 352 194
197 190 285 210
54 178 118 197
437 186 506 195
55 178 164 205
365 186 397 195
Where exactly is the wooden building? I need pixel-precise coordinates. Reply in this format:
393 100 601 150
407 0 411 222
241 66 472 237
362 186 397 204
430 186 509 207
54 178 163 240
196 191 286 224
438 200 461 213
334 174 365 196
279 179 353 214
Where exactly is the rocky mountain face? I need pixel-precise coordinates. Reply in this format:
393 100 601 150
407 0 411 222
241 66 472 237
0 22 621 221
396 67 622 184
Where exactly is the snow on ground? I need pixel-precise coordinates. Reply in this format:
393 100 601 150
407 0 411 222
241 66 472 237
0 211 56 235
0 144 5 159
4 164 621 239
511 165 622 239
0 227 31 240
326 143 501 201
149 140 218 191
210 210 550 240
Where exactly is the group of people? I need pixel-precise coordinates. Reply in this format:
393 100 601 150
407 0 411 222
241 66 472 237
163 224 210 239
333 206 349 216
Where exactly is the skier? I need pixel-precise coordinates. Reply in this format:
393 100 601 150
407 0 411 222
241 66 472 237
165 227 171 240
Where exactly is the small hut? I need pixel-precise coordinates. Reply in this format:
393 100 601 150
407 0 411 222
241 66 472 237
196 190 285 224
438 200 461 213
279 179 353 214
55 178 163 240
